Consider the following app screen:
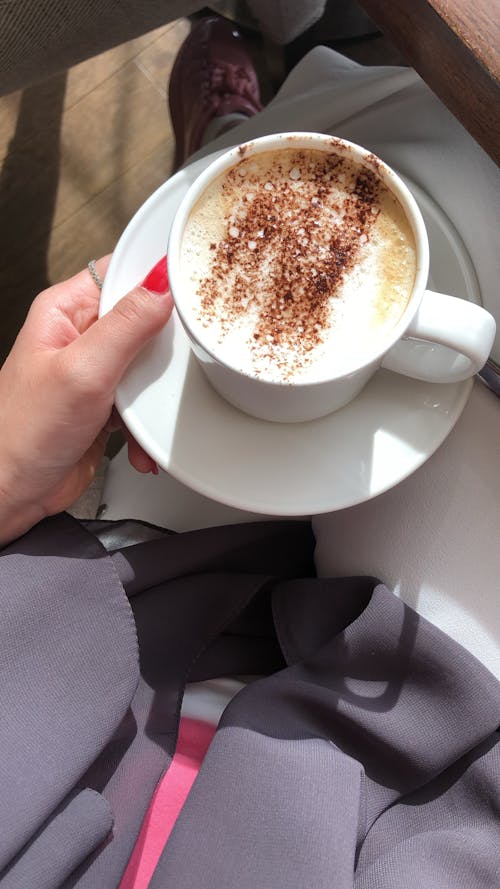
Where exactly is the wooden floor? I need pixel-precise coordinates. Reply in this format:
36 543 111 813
0 19 190 363
0 14 402 365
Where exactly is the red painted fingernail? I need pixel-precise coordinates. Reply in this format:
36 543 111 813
141 255 169 294
151 462 159 475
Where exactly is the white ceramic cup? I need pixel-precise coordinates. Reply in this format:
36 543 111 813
167 133 496 423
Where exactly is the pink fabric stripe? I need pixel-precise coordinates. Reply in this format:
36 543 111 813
119 717 216 889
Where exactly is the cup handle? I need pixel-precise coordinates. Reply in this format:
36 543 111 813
381 290 496 383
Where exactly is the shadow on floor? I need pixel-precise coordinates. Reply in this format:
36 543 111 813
0 72 66 363
0 4 405 366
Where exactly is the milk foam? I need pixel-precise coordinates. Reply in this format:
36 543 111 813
181 147 416 383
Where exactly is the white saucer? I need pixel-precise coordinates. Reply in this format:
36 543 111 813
101 150 479 516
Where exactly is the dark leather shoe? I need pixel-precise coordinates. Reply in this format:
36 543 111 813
168 16 263 171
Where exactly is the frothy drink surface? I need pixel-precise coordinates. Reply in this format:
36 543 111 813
181 145 417 382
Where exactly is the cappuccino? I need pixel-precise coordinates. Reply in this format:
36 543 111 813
181 145 417 383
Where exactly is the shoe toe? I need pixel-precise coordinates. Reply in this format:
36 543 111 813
168 16 262 170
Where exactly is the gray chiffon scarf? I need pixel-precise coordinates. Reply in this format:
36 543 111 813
0 513 498 888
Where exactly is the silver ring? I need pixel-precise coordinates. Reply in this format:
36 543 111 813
88 259 103 290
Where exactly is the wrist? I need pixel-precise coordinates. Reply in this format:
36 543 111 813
0 459 46 547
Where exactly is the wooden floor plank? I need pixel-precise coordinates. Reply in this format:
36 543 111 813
0 92 22 156
134 19 191 98
1 26 189 265
0 19 189 361
63 22 179 111
0 24 177 165
48 138 175 282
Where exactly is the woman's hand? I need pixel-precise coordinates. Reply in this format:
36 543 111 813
0 256 173 546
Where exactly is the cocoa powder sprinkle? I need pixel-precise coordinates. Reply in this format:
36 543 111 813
195 148 383 379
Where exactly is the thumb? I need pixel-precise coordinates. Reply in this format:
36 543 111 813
70 284 173 393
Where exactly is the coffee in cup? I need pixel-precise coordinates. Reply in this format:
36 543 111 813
168 133 495 423
181 144 416 384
